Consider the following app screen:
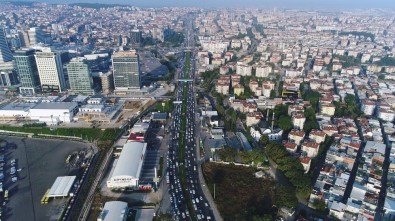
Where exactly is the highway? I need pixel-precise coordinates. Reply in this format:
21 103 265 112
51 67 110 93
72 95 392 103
166 17 215 221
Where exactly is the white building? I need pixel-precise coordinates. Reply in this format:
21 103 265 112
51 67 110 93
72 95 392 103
292 113 305 130
250 127 262 141
107 142 147 189
377 108 395 122
255 65 272 78
0 102 36 120
361 99 376 116
35 47 66 92
236 64 252 76
29 102 78 125
97 201 128 221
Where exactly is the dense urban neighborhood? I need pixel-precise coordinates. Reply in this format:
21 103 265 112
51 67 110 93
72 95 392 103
0 1 393 221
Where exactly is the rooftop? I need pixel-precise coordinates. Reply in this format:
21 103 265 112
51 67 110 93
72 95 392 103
31 102 78 110
98 201 128 221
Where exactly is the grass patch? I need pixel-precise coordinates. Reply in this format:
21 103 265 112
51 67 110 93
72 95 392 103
0 126 121 142
202 163 277 221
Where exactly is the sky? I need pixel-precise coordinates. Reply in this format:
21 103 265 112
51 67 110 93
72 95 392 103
22 0 395 9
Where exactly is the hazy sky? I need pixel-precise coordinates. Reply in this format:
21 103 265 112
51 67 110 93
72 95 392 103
30 0 395 9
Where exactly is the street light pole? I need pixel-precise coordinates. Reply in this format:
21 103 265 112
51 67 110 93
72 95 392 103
214 183 216 199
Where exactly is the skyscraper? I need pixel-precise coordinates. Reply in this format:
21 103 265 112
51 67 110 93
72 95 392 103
27 27 44 45
130 29 142 44
67 57 96 95
14 49 41 94
35 47 66 92
0 26 13 63
112 51 141 92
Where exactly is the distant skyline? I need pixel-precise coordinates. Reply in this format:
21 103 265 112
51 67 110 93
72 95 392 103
7 0 395 9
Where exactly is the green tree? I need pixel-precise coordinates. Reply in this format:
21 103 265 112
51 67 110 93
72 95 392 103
278 116 292 131
379 74 386 80
259 135 269 146
275 186 298 208
270 90 276 98
312 198 327 212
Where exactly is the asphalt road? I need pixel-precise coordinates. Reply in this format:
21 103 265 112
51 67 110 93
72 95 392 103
0 137 89 221
165 18 216 220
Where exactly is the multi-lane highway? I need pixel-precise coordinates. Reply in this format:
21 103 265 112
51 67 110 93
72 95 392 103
166 18 215 221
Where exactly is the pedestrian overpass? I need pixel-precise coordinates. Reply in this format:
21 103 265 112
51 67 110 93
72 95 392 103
177 79 193 82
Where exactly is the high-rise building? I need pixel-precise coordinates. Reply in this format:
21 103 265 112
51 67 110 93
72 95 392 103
0 26 13 63
27 27 44 45
130 29 142 44
18 31 30 48
99 71 114 95
67 57 96 95
35 47 66 92
14 49 41 94
112 51 141 92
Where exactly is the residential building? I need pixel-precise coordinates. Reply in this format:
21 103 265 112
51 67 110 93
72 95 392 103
310 130 327 144
361 99 376 116
289 129 305 146
320 103 336 116
255 65 272 78
292 113 305 129
299 157 311 173
301 140 319 158
234 84 244 96
246 112 263 127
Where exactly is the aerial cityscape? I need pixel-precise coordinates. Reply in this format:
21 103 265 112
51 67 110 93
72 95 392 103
0 1 394 221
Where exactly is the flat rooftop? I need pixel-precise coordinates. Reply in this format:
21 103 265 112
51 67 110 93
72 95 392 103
31 102 78 110
48 176 76 198
0 102 36 111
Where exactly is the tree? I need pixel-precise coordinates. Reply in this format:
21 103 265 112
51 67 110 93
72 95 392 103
275 186 298 208
270 90 276 98
278 116 292 131
375 56 395 66
259 135 269 146
378 74 386 80
312 198 327 212
217 148 237 162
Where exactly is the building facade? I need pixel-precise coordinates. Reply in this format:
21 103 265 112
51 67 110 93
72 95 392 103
112 51 141 93
67 57 96 95
35 47 66 92
14 49 41 94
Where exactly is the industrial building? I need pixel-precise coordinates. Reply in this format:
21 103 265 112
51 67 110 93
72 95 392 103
97 201 128 221
106 142 147 189
0 102 36 121
47 176 76 198
29 102 78 125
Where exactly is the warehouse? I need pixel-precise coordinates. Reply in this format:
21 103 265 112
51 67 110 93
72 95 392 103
106 141 147 189
0 102 36 121
29 102 79 125
97 201 128 221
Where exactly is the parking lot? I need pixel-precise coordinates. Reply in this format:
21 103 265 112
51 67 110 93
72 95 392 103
0 136 90 221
